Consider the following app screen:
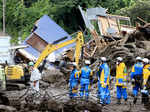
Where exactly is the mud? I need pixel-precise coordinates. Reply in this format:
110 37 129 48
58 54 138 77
1 23 150 112
0 77 149 112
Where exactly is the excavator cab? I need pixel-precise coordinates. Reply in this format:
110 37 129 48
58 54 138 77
5 65 24 81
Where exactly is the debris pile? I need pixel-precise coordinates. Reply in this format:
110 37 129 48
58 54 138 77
1 7 150 112
42 69 67 87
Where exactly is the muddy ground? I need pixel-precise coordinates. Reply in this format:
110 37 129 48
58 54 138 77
2 68 150 112
1 24 150 112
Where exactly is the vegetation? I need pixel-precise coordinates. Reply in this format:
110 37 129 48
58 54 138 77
0 0 149 43
117 0 150 25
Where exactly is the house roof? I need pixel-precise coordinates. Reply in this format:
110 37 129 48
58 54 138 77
23 15 74 60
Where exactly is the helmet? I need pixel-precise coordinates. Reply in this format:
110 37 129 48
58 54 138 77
28 61 34 66
142 58 149 63
85 60 90 65
100 57 106 62
72 62 77 67
136 57 142 61
116 57 123 61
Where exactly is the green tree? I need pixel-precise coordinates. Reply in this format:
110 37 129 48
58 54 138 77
3 0 52 43
117 0 150 25
0 0 138 44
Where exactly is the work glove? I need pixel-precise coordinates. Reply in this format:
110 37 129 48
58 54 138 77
93 78 98 84
73 85 78 90
131 79 135 85
143 86 147 90
33 81 36 87
141 86 148 95
123 82 127 87
102 83 107 88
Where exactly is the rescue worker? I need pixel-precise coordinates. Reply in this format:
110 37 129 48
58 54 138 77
79 60 93 101
130 57 143 104
97 57 111 105
115 57 128 104
141 58 150 104
69 62 79 99
29 61 41 92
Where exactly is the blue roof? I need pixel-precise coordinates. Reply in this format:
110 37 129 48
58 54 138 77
23 15 74 58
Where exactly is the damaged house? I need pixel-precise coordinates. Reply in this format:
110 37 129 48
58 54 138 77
18 15 75 64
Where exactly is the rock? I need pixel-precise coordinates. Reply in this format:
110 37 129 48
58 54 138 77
0 105 16 112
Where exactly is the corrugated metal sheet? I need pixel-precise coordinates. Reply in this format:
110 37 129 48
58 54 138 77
87 7 107 19
78 6 94 31
23 15 75 59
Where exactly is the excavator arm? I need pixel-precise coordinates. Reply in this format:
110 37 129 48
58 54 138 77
34 31 84 69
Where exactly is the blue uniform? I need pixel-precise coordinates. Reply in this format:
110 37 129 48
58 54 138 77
130 62 143 97
97 63 111 104
79 65 93 100
116 62 128 101
69 69 79 98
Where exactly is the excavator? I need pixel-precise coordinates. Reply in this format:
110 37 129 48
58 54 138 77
4 31 84 89
33 31 84 69
0 31 84 105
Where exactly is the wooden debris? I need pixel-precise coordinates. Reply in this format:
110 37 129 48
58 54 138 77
137 17 147 24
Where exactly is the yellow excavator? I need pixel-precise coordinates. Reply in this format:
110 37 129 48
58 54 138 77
34 31 84 69
4 31 84 89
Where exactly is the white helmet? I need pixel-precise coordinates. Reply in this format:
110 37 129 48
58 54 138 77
100 57 106 62
136 57 142 61
116 57 123 61
142 58 149 63
85 60 90 65
72 62 77 66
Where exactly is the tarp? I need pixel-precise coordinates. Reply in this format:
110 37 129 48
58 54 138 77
23 15 75 61
0 36 12 64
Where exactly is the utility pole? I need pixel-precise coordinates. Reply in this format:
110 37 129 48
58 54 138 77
3 0 6 35
21 0 24 5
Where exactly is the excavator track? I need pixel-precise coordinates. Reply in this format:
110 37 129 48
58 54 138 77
6 83 26 91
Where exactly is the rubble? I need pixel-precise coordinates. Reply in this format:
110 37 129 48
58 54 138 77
42 69 67 87
8 20 149 112
0 105 16 112
1 6 150 112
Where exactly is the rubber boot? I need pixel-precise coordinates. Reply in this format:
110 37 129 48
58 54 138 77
141 93 148 104
97 98 100 104
133 96 137 104
124 98 128 105
117 99 121 105
85 96 89 102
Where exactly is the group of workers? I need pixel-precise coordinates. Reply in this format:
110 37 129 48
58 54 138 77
69 56 150 105
26 56 150 105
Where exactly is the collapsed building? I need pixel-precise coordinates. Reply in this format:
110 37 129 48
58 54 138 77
78 6 150 75
0 6 150 112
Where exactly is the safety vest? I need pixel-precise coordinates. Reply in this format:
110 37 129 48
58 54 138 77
98 63 110 87
143 64 150 86
69 69 79 83
130 62 143 79
116 62 127 86
79 66 93 79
